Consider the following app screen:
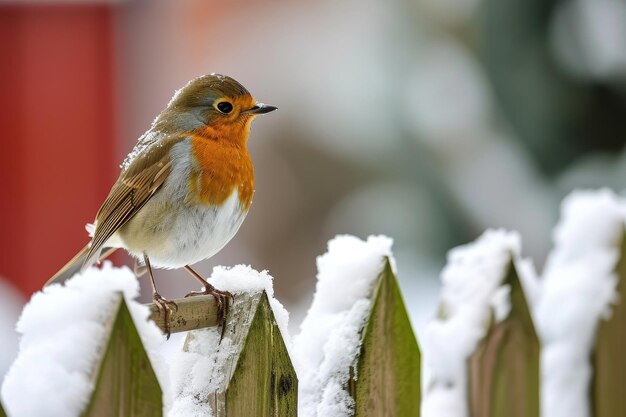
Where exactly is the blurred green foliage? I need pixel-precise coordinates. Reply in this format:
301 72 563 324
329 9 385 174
483 0 626 175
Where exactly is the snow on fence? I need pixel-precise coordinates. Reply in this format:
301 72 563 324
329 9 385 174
3 190 626 417
0 264 297 417
422 189 626 417
166 290 296 417
294 235 420 417
0 237 420 417
536 190 626 417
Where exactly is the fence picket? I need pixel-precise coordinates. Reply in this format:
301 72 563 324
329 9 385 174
468 261 539 417
83 293 162 417
351 259 421 417
594 227 626 417
183 290 297 417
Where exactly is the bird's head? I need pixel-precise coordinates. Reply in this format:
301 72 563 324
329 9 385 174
154 73 277 143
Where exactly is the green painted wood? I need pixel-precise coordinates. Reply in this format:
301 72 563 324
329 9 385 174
594 228 626 417
83 294 162 417
352 259 421 417
468 262 539 417
183 291 297 417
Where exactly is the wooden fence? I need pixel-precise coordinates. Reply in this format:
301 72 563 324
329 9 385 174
3 232 624 416
464 229 626 417
593 231 626 417
87 291 299 417
0 260 420 416
352 260 421 417
468 260 540 417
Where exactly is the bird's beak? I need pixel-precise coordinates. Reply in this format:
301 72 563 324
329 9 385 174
248 103 278 115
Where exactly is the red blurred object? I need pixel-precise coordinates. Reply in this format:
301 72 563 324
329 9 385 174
0 5 117 296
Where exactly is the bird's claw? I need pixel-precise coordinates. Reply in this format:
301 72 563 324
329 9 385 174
153 293 178 339
185 287 233 340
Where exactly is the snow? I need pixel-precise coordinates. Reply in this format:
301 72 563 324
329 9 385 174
536 189 624 417
206 264 291 347
0 262 165 417
293 234 395 417
421 229 533 417
167 330 233 417
121 130 160 170
166 264 290 417
0 262 291 417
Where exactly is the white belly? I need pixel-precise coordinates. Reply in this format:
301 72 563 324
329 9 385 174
117 190 248 268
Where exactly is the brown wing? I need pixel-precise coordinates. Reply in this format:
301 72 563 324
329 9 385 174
83 135 183 268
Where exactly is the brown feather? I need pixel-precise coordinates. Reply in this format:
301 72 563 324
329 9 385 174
45 246 118 287
82 134 186 269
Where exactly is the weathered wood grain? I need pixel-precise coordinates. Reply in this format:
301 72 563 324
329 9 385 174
83 294 162 417
147 294 219 334
182 290 297 417
594 227 626 417
468 261 539 417
352 259 422 417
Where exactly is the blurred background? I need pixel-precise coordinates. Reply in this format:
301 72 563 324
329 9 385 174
1 0 625 382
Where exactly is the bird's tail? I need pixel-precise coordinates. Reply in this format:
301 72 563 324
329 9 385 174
44 245 118 287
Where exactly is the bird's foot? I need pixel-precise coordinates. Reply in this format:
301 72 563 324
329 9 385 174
185 285 233 339
153 292 178 339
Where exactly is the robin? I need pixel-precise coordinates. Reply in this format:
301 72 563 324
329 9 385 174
45 73 277 333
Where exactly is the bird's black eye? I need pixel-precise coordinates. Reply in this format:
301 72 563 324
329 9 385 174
216 101 233 114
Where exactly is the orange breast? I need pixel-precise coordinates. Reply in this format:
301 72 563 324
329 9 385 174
188 134 254 210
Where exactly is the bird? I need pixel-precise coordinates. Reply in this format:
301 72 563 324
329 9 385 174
45 73 277 333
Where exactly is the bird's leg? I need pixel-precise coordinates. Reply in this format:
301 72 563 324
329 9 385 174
183 265 233 334
144 253 177 339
